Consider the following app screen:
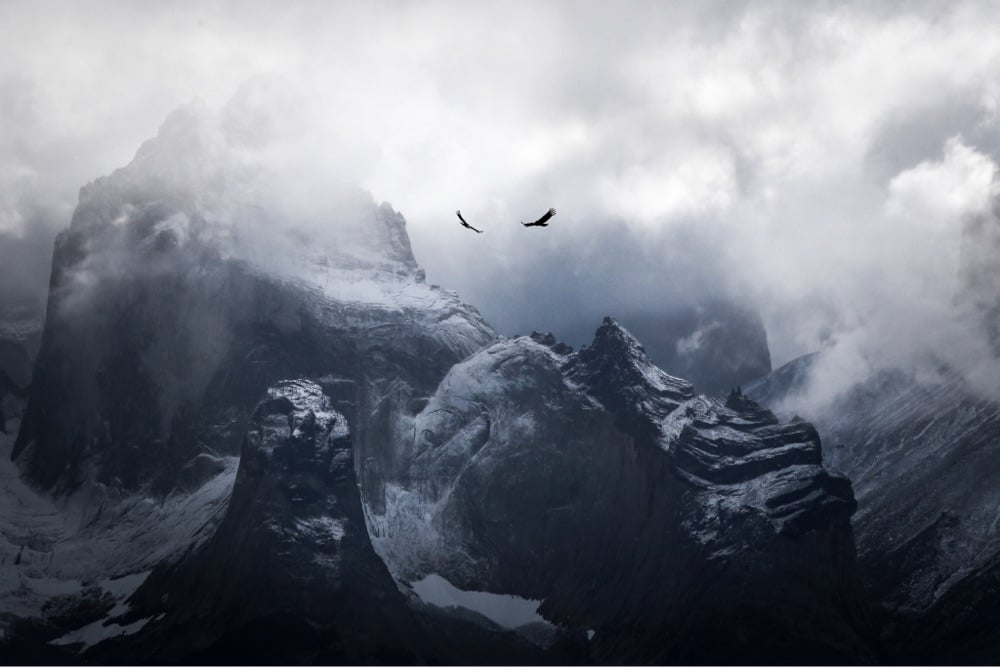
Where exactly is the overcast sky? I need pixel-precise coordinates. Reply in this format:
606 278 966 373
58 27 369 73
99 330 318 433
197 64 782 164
2 0 1000 401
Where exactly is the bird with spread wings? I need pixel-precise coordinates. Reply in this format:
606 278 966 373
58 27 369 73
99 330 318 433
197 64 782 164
521 207 556 227
455 210 483 233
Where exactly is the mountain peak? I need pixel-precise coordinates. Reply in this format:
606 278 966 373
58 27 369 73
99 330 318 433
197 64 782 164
64 101 424 298
562 318 695 443
588 316 649 358
573 316 694 406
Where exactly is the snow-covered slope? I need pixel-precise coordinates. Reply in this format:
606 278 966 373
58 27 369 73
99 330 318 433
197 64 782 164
0 417 235 654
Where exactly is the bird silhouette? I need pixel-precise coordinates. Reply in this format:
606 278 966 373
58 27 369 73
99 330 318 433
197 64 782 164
521 207 556 227
456 210 483 233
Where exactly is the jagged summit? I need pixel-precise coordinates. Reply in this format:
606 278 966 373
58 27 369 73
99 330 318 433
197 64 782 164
365 318 873 662
566 317 695 432
67 100 420 289
528 331 573 355
587 316 648 355
567 319 853 539
575 318 691 394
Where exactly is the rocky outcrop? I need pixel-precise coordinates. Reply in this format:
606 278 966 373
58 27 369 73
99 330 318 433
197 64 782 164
104 379 422 663
371 318 875 664
669 387 855 537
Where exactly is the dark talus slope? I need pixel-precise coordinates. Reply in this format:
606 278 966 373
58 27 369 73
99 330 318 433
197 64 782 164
749 355 1000 662
372 320 875 664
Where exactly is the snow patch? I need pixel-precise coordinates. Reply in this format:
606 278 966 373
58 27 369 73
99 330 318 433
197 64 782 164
411 573 551 630
49 571 153 650
51 615 155 651
264 380 349 456
295 516 347 542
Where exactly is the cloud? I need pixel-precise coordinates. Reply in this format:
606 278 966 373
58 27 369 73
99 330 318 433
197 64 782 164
885 138 997 228
2 0 1000 402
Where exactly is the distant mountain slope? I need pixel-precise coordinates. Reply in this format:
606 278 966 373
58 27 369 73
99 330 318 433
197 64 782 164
749 354 1000 661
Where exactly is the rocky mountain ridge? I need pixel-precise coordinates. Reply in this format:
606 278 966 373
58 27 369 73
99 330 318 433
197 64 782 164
367 318 872 663
2 105 874 663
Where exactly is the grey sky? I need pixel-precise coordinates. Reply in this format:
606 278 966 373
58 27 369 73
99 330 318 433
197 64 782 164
2 0 1000 403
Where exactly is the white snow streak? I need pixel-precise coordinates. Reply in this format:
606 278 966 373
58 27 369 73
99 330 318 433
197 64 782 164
411 573 550 630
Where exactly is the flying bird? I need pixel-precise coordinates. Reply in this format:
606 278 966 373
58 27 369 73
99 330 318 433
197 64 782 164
521 207 556 227
456 210 483 233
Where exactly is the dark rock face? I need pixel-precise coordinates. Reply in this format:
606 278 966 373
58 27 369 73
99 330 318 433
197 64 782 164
0 237 46 435
14 233 309 491
0 305 40 396
373 318 874 664
90 379 568 665
618 300 772 396
565 316 695 432
671 387 855 538
748 355 1000 662
109 379 422 664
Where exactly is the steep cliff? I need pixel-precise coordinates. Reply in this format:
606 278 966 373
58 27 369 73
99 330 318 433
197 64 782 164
370 320 874 663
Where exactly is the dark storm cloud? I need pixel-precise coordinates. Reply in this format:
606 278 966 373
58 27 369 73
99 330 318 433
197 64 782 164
2 0 1000 407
